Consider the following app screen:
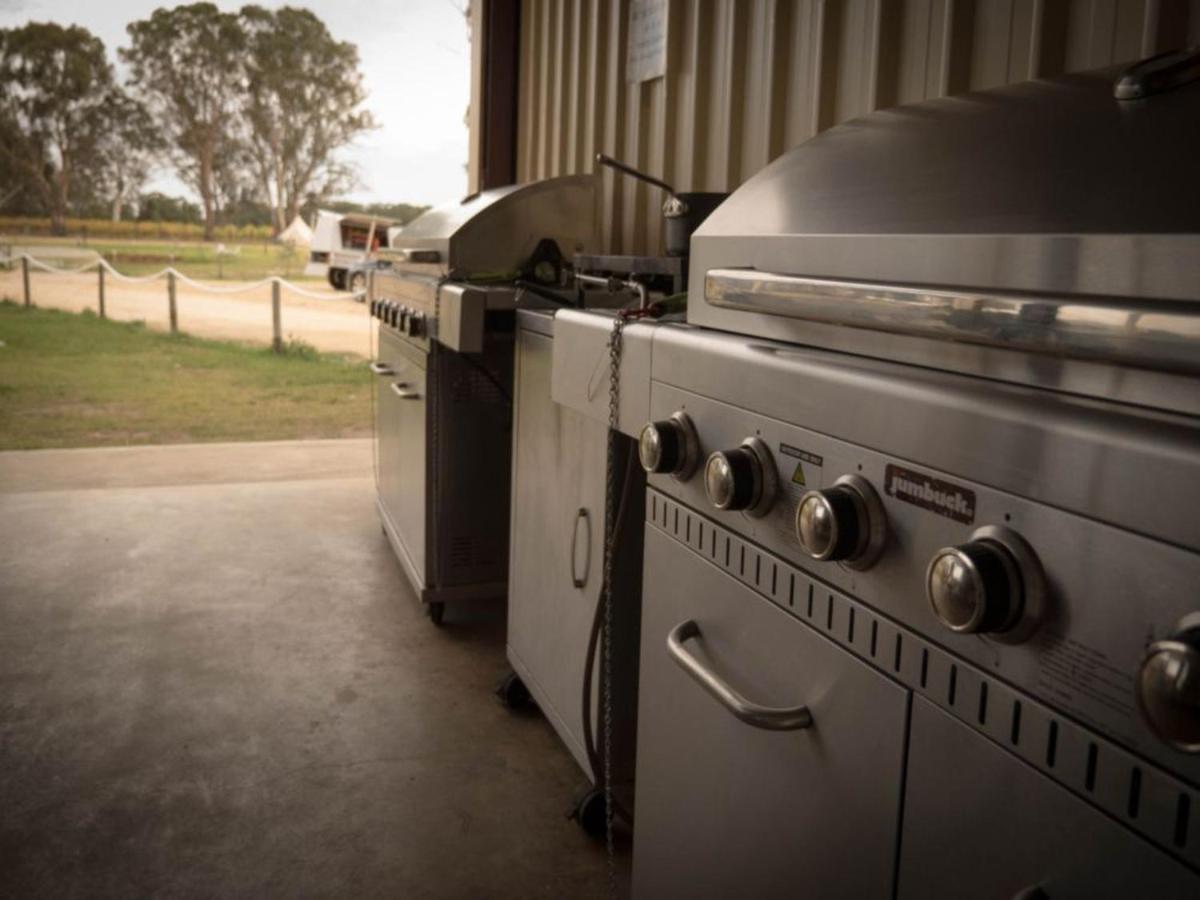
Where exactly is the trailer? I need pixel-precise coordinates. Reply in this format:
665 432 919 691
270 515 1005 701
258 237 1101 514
304 211 401 292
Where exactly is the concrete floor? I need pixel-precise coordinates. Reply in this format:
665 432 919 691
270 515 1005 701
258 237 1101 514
0 440 616 898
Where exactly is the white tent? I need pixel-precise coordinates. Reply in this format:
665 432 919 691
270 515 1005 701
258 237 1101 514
278 215 314 246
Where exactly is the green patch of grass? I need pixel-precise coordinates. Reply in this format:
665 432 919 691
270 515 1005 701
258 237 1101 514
0 301 370 450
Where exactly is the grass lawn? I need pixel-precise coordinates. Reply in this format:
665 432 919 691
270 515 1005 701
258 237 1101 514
3 236 314 281
0 301 371 450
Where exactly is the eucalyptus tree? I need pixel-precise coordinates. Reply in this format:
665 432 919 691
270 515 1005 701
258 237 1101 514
122 3 247 240
0 23 121 233
240 5 376 234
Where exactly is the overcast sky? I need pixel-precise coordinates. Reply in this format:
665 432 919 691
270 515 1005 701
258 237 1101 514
0 0 471 207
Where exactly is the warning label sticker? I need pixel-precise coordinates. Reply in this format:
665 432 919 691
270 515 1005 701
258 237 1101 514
884 463 976 524
780 444 823 467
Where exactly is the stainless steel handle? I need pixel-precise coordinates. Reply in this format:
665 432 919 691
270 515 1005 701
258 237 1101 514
569 508 591 588
369 361 394 376
705 268 1200 376
666 620 814 731
390 382 421 400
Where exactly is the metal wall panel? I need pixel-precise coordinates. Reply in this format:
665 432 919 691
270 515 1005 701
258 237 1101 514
514 0 1198 255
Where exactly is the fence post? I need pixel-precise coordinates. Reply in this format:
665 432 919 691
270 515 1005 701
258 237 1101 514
21 256 31 307
167 271 178 334
271 280 282 353
98 265 106 319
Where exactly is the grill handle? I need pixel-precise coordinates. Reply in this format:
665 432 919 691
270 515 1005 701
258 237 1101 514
369 362 394 376
666 620 814 731
390 382 421 400
570 508 591 588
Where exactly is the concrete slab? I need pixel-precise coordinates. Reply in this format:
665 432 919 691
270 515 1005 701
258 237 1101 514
0 441 616 898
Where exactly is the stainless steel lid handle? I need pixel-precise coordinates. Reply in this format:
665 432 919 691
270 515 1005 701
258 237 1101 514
369 362 394 376
570 508 591 589
666 620 814 731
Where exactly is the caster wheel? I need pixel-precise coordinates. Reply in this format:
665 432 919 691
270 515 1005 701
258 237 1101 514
569 784 608 841
427 601 446 626
495 670 531 710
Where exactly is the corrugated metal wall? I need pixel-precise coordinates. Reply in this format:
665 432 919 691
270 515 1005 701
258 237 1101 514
515 0 1199 254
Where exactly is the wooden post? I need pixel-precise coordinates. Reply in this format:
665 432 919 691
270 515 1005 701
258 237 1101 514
167 271 178 334
271 280 282 352
21 256 31 307
98 265 106 319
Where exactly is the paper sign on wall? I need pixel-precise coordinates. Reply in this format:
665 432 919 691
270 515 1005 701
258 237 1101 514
627 0 668 82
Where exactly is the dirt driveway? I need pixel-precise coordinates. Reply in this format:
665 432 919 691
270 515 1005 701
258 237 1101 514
0 268 373 357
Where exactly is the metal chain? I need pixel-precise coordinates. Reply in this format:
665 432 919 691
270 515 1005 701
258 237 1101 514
600 312 626 898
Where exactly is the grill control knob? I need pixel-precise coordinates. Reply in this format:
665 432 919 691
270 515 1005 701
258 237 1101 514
795 474 886 569
638 412 700 480
384 301 397 326
926 528 1041 635
1138 613 1200 753
407 312 425 337
703 437 776 517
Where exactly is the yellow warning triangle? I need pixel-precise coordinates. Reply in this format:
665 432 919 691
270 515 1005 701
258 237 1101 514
791 464 806 486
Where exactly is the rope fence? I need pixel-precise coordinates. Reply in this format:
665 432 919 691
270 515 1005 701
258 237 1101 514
5 252 365 352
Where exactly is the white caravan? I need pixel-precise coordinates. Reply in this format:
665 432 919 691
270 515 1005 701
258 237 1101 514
304 210 401 292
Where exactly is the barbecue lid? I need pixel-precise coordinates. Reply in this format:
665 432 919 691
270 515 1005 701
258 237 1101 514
383 175 596 280
689 59 1200 303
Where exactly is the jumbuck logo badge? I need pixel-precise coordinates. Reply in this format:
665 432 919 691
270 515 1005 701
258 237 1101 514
884 464 976 524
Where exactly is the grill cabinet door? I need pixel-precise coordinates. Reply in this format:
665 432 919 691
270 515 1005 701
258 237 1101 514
388 348 428 585
898 697 1200 900
507 327 608 774
632 525 909 899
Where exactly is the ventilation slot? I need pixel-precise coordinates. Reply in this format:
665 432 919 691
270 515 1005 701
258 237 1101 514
754 554 761 587
919 649 929 688
651 496 657 521
1085 743 1098 792
826 595 834 631
870 620 879 658
739 546 746 577
673 508 679 535
977 682 989 725
847 607 856 644
724 537 730 568
685 516 691 544
770 564 777 596
1046 721 1058 769
710 529 717 559
1175 794 1191 848
1010 701 1022 746
893 634 903 673
948 665 958 707
788 574 795 608
806 584 814 619
1127 768 1142 820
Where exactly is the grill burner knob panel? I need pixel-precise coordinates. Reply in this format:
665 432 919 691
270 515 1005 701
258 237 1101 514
704 437 776 517
639 412 700 480
795 474 886 569
927 527 1041 636
1138 613 1200 753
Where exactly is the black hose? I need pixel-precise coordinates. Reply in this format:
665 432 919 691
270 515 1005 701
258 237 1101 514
580 437 638 820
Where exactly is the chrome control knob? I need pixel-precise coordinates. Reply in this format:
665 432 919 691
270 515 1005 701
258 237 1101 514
1138 614 1200 753
927 531 1036 635
703 437 776 517
795 475 886 569
407 312 425 337
638 412 699 480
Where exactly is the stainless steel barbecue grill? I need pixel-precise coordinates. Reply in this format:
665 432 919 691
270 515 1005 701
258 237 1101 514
368 176 595 623
628 56 1200 898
